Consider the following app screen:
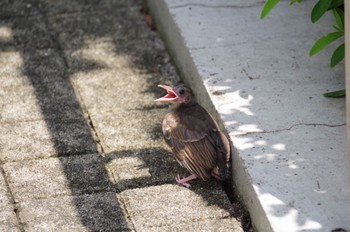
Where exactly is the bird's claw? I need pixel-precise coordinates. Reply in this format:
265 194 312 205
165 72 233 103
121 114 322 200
175 174 191 188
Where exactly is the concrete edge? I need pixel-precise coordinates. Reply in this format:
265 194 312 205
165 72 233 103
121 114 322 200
346 1 350 225
145 1 272 231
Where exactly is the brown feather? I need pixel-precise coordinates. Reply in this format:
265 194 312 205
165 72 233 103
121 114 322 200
162 102 230 181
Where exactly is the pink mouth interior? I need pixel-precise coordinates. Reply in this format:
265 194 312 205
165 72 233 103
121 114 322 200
155 85 178 102
164 91 177 99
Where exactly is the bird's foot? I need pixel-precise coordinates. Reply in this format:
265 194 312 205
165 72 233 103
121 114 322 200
175 174 197 188
175 175 191 188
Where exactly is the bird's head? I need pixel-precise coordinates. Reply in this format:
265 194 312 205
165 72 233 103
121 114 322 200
155 83 194 105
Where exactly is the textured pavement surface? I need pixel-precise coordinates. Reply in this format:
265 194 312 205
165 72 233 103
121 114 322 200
0 0 244 231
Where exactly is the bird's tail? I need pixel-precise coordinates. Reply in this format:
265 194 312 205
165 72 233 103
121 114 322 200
211 161 230 181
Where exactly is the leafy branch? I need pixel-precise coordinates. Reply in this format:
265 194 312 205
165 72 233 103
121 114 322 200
261 0 345 97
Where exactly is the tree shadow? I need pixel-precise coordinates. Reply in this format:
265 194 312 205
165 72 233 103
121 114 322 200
104 147 248 225
0 0 133 230
0 0 248 230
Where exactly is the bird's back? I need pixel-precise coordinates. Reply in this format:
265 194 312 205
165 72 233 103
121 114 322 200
162 103 230 180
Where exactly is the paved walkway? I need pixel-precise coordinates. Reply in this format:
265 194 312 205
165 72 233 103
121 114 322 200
0 0 244 231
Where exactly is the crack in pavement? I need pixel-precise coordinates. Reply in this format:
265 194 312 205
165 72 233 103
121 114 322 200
169 2 264 9
235 122 346 137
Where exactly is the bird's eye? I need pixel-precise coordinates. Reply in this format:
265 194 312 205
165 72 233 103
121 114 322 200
179 89 185 95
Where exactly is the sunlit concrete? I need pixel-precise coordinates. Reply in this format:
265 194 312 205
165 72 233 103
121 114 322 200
147 0 350 231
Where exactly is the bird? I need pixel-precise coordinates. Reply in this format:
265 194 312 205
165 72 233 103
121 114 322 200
155 83 230 188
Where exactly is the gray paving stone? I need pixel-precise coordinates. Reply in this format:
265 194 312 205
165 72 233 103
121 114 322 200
0 84 43 122
38 0 132 15
0 119 97 162
105 147 187 190
18 192 131 231
66 36 177 114
3 154 113 201
20 48 67 85
0 120 54 162
0 171 20 231
72 68 164 115
0 169 11 207
0 0 40 18
91 109 167 152
0 15 56 50
146 218 242 231
0 205 20 232
61 34 169 79
0 80 86 123
119 184 239 230
48 9 151 52
65 42 128 75
0 51 32 88
0 49 68 101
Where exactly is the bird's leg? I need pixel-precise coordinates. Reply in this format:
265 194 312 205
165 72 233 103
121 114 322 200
175 174 197 188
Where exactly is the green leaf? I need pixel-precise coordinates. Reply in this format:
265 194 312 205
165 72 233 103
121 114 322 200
330 43 344 67
328 0 344 10
323 89 345 98
290 0 302 5
309 31 343 56
260 0 280 19
332 8 344 31
332 24 342 32
311 0 332 23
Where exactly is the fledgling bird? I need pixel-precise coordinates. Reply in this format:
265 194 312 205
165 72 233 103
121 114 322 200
155 83 230 188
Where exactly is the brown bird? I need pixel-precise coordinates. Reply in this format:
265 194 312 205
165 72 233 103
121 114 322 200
155 83 230 187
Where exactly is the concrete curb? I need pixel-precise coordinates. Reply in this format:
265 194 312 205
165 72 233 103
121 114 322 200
147 0 350 231
145 1 268 230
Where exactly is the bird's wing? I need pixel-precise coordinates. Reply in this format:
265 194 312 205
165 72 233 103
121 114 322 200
175 135 217 180
162 110 209 150
162 108 229 180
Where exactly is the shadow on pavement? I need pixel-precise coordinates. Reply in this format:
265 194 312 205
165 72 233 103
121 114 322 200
0 0 246 230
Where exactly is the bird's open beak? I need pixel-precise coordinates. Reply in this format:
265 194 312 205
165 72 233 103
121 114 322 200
154 85 178 102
